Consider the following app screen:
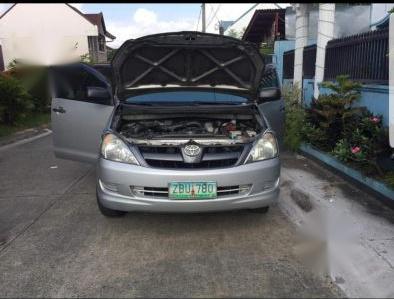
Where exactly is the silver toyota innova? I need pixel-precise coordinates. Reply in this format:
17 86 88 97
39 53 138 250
50 31 284 217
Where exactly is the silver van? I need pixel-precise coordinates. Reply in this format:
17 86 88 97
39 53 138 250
50 31 283 217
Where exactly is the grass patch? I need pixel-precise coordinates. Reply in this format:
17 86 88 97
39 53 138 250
0 112 50 138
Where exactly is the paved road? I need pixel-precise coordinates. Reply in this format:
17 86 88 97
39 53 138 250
0 135 342 298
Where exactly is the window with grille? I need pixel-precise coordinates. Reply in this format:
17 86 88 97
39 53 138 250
98 35 105 52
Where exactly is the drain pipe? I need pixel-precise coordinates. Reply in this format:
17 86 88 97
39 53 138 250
293 3 309 99
313 3 336 99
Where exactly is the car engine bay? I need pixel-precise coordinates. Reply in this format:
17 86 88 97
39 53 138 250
118 115 262 144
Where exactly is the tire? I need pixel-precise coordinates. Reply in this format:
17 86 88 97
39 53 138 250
249 206 270 214
97 196 126 217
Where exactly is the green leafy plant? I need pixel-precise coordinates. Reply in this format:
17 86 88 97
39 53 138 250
301 75 392 189
5 66 50 113
107 48 117 62
0 74 34 125
382 171 394 189
331 109 389 175
306 75 362 150
80 53 95 64
226 28 242 39
302 121 328 150
332 139 351 162
282 83 306 151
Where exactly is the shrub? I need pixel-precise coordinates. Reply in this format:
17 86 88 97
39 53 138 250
331 110 389 175
302 121 327 149
306 75 362 151
282 83 305 151
80 53 95 64
383 172 394 189
0 74 34 125
4 65 50 113
301 75 392 187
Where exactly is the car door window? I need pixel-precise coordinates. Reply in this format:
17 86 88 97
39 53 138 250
52 64 111 105
257 65 284 146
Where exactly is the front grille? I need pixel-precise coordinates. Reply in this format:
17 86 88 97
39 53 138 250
145 159 238 169
139 146 181 154
131 185 247 198
138 145 245 169
142 187 168 197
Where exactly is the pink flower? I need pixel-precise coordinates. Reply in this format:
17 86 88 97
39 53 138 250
351 146 361 154
370 116 380 123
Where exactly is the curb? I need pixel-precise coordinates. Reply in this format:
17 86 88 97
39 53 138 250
0 129 52 152
299 143 394 205
279 163 394 298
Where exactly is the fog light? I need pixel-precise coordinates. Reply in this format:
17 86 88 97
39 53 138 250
130 186 144 196
262 178 280 190
100 180 118 192
239 184 252 194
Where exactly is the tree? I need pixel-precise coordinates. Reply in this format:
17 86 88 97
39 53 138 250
0 74 34 125
226 28 240 39
107 48 117 62
239 27 246 38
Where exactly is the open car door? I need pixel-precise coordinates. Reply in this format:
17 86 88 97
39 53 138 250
257 65 284 147
50 63 114 164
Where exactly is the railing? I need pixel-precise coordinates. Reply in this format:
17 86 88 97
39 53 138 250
325 28 388 84
303 44 316 79
282 49 294 79
282 45 316 80
281 28 388 85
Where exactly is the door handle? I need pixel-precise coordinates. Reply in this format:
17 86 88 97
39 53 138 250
52 106 66 114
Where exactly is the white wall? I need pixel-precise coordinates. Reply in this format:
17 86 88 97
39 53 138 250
0 3 98 68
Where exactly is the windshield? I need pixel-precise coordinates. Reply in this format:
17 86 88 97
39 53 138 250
125 91 249 105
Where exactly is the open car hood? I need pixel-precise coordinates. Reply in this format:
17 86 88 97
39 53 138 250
112 31 265 100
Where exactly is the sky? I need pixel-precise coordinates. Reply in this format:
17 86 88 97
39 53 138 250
0 3 290 48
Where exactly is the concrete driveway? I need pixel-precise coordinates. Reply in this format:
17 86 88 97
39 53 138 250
0 135 343 298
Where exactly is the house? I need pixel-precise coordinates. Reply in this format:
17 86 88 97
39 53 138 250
242 9 286 46
83 12 115 63
0 3 116 70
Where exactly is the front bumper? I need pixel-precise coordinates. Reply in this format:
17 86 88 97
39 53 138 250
97 157 280 213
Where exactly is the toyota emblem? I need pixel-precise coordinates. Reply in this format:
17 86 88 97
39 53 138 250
183 144 201 157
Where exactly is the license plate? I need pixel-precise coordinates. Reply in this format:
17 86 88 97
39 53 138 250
169 182 217 200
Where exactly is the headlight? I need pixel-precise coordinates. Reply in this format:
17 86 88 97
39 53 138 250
245 132 278 163
101 133 139 165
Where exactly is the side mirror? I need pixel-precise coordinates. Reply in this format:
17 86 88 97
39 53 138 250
258 87 281 102
86 86 111 105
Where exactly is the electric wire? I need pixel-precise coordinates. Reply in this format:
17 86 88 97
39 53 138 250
196 6 201 31
207 4 221 28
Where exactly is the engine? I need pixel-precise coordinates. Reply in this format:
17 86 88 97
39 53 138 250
119 118 259 140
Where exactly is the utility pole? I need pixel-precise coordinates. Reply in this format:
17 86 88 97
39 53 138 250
219 22 224 35
202 3 206 32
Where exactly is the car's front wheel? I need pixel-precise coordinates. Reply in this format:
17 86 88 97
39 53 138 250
96 195 126 217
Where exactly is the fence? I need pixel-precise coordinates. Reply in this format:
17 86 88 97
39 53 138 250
302 44 316 79
281 28 388 85
325 28 388 84
282 46 316 80
282 49 294 79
